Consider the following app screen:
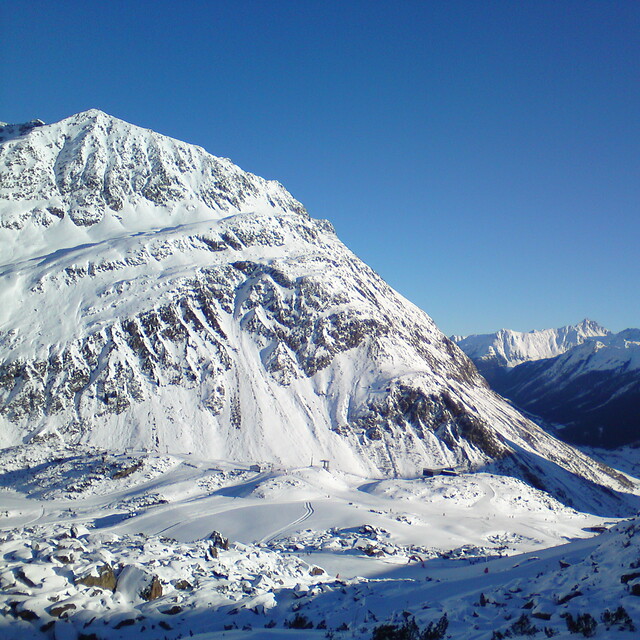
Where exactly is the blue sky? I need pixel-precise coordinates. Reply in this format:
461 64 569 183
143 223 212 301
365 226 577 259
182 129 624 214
2 1 638 336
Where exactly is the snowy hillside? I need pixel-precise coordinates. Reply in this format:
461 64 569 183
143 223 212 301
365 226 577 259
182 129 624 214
2 110 640 639
453 319 609 370
0 110 306 264
0 110 632 506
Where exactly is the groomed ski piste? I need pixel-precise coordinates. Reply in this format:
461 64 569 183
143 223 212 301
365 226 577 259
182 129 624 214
1 443 639 639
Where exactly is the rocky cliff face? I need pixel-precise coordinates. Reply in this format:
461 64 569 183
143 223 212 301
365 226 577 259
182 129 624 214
0 111 633 509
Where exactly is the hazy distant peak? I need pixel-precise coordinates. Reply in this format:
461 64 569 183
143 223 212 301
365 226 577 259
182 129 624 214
453 319 610 368
573 318 609 334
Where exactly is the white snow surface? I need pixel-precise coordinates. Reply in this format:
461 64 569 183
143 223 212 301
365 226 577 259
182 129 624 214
0 109 306 264
454 319 610 368
536 328 640 377
1 111 640 638
0 445 638 639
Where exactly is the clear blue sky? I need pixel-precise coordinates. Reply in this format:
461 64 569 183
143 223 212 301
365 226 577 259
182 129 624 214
2 1 638 336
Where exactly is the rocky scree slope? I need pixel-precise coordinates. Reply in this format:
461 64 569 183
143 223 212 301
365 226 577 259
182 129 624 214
2 507 640 638
0 111 633 510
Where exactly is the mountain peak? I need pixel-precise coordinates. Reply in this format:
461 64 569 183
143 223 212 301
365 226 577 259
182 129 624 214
0 110 307 264
75 107 109 118
576 317 609 334
453 319 610 368
0 118 45 143
63 108 130 128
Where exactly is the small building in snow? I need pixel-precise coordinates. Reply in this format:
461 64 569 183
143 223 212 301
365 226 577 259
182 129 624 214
422 466 458 478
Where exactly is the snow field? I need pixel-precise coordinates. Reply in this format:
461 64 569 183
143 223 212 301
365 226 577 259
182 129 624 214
1 444 638 638
1 110 639 639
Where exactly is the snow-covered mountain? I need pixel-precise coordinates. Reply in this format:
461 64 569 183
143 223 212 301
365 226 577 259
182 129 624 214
0 110 632 508
0 111 307 263
453 319 609 372
455 321 640 448
494 329 640 448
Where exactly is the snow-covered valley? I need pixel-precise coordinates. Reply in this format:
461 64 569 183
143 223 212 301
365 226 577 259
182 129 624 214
1 444 639 639
454 323 640 449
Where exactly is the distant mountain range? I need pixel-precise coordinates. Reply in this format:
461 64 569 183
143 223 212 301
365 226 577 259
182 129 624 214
454 321 640 448
453 318 609 370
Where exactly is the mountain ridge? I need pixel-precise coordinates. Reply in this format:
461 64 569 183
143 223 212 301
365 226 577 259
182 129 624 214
452 319 610 370
455 322 640 449
0 109 307 265
492 329 640 448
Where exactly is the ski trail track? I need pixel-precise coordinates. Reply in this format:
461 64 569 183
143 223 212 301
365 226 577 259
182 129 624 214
261 501 314 544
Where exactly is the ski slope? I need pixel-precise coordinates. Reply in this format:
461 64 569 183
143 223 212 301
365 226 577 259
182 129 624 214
0 444 638 638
